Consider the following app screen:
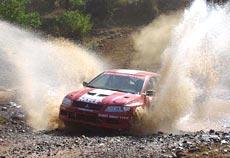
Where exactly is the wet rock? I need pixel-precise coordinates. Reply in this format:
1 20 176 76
201 134 210 142
99 143 105 147
171 152 177 157
0 108 230 158
223 149 228 153
75 140 79 145
9 102 17 107
221 140 228 145
1 107 7 111
210 135 220 142
188 146 200 153
203 152 209 156
209 129 215 134
158 131 164 135
11 114 25 120
139 145 145 150
161 154 174 158
175 150 186 157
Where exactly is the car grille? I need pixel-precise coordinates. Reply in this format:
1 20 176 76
60 110 98 124
72 101 103 111
76 114 98 123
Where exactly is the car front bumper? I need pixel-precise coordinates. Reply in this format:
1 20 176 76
59 107 133 130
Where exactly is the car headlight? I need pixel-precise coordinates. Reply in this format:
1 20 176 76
105 106 131 112
61 97 72 106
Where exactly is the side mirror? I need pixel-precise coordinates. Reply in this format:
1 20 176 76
83 81 88 86
146 90 155 96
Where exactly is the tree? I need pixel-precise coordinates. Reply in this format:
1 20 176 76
0 0 41 28
56 10 92 37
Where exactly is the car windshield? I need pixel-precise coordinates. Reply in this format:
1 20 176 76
87 73 144 94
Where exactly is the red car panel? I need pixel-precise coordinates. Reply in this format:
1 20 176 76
59 69 159 130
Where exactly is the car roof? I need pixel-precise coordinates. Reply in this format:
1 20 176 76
104 69 159 77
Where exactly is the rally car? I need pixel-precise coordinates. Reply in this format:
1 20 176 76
59 69 159 131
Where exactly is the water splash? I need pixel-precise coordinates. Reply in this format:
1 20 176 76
132 12 181 71
0 21 106 130
143 0 230 133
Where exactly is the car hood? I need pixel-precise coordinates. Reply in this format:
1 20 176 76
67 87 141 106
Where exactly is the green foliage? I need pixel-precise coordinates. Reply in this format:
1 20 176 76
70 0 86 6
56 11 92 36
0 0 41 28
0 0 186 38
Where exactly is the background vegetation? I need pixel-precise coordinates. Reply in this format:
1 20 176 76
0 0 188 39
0 0 41 28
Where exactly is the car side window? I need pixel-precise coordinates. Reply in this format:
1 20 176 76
145 77 157 91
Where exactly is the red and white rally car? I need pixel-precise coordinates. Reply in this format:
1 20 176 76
59 69 159 131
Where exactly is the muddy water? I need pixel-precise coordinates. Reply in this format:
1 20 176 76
140 0 230 133
0 0 229 134
0 21 106 130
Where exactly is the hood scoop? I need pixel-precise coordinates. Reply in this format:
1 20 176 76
98 94 109 97
87 92 97 96
87 92 110 97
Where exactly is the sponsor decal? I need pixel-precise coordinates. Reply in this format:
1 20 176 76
98 114 129 120
120 116 129 120
79 89 115 103
109 115 119 119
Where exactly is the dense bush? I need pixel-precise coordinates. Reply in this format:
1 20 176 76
0 0 41 28
70 0 86 6
62 0 86 10
34 0 93 38
0 0 187 38
56 11 92 37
